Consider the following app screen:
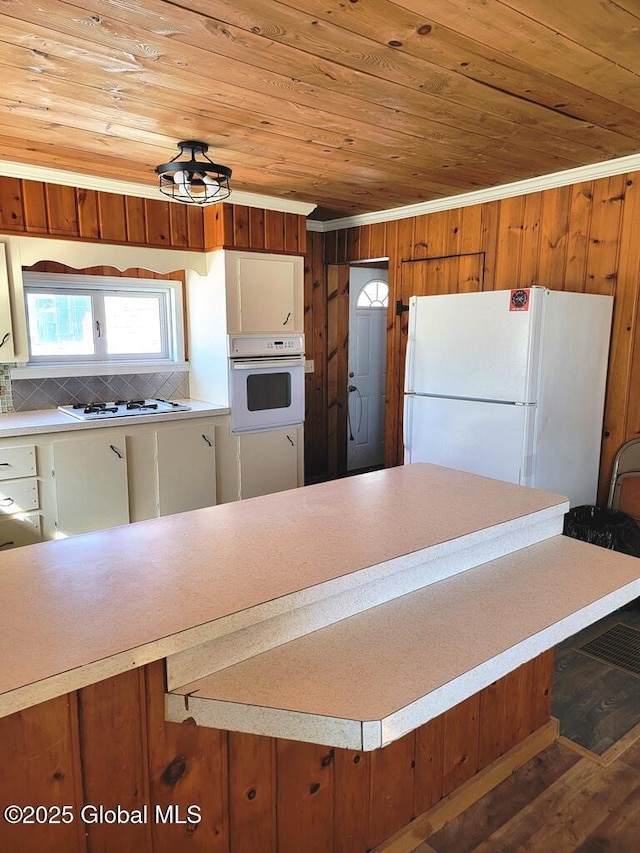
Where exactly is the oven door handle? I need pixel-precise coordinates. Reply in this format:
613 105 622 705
230 357 304 369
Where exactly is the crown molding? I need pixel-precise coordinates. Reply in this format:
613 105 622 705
0 160 317 217
307 152 640 233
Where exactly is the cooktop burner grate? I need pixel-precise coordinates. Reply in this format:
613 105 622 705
58 399 191 420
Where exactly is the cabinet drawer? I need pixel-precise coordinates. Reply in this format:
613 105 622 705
0 478 38 514
0 445 37 480
0 513 42 550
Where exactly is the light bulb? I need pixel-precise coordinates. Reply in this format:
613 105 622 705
173 169 188 185
202 176 220 197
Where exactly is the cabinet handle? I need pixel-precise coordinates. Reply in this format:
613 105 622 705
201 434 212 447
0 497 14 506
286 435 294 446
283 312 291 326
110 444 123 459
0 540 14 549
0 463 10 467
0 332 10 348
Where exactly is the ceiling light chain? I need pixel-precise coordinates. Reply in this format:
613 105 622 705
155 140 232 206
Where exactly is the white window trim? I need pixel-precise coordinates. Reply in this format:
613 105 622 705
10 361 190 379
17 272 186 379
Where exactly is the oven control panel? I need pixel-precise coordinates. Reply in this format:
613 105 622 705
228 333 305 357
266 339 298 351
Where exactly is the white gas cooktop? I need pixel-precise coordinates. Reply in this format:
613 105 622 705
58 399 191 421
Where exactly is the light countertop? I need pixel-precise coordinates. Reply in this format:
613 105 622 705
168 534 640 750
0 400 229 438
0 464 568 718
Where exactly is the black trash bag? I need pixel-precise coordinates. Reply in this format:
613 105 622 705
563 505 640 557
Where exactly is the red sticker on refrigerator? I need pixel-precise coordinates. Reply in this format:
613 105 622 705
509 289 530 311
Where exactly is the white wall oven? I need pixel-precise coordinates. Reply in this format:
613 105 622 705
228 334 305 433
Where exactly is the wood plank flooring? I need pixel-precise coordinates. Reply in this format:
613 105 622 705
553 604 640 755
411 603 640 852
417 737 640 852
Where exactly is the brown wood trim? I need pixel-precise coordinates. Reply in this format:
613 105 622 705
326 263 350 478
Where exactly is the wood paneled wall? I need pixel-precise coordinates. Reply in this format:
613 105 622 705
0 652 552 852
303 231 328 483
311 171 640 497
0 178 306 255
208 205 307 255
0 177 205 249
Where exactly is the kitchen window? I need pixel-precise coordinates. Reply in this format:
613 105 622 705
22 273 184 369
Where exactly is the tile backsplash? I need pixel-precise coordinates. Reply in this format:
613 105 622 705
0 365 12 413
0 369 190 413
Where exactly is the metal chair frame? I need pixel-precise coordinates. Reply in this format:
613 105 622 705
607 438 640 511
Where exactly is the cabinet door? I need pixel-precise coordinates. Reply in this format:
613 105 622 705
0 244 16 361
239 428 302 499
227 253 303 332
53 435 129 536
156 424 216 516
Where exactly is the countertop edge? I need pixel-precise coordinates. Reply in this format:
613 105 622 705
0 401 230 437
164 545 640 751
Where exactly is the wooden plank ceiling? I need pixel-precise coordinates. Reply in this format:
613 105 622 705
0 0 640 220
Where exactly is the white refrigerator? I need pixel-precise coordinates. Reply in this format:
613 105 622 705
403 287 613 506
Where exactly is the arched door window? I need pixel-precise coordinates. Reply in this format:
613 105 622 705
357 280 388 308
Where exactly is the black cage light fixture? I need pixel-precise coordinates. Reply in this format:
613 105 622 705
155 140 232 205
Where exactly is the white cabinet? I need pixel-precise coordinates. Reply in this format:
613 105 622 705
156 423 216 516
0 478 38 514
0 442 42 550
126 430 158 522
0 444 36 481
0 241 29 362
52 434 129 536
225 252 304 333
0 414 223 545
0 243 17 361
0 514 42 551
239 427 303 499
127 419 218 522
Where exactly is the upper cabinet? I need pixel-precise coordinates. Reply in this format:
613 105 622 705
0 241 28 362
225 251 304 333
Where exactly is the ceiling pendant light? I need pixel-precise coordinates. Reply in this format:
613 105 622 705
155 141 232 205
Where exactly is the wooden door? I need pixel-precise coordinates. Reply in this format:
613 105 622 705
390 252 485 467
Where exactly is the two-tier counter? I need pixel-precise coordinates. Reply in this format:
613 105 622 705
1 464 639 852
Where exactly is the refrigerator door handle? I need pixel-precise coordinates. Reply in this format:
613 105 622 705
404 298 417 393
403 394 412 462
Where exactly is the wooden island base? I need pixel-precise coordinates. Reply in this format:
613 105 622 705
0 651 553 853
